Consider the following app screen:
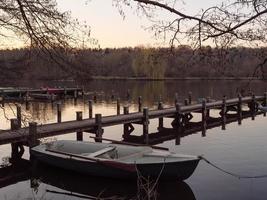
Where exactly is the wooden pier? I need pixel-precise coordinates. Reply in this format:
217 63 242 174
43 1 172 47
0 93 266 159
0 87 82 102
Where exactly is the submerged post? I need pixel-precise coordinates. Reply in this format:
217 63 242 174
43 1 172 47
89 100 93 119
202 99 207 136
57 103 62 123
138 96 142 112
158 101 164 131
237 93 242 125
117 98 120 115
143 108 149 144
95 114 104 142
76 111 83 141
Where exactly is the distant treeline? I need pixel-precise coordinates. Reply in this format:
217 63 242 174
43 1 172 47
0 46 267 80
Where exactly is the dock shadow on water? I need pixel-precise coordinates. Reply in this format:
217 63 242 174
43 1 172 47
0 160 196 200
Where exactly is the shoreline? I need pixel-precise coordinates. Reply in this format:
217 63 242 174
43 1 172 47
88 76 265 81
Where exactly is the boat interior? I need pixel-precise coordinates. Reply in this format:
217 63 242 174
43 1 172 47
44 140 153 161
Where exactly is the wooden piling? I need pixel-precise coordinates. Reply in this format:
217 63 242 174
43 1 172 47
16 105 22 127
95 114 104 142
28 122 38 148
111 90 115 100
74 89 78 99
221 97 226 130
202 99 207 136
57 103 62 123
117 98 120 115
158 101 164 131
251 93 256 120
64 87 67 96
264 92 267 117
188 92 192 105
206 97 211 118
138 96 142 112
123 106 129 138
76 111 83 141
126 89 130 100
237 93 242 125
175 93 178 105
184 99 189 106
11 119 24 160
143 108 149 144
175 103 183 142
93 93 97 102
89 100 93 118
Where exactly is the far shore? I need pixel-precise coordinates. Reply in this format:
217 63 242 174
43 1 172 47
88 76 266 81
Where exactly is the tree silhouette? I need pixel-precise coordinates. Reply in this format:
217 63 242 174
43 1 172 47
0 0 93 76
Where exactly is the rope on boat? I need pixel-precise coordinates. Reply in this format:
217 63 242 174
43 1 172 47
199 156 267 179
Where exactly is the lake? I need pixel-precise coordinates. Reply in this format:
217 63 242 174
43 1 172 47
1 80 267 200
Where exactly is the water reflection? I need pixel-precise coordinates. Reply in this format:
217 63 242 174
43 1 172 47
0 160 196 200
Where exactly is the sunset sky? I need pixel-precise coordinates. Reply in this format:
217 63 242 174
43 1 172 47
56 0 220 48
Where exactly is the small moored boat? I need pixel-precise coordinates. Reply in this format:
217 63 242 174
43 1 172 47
30 140 200 180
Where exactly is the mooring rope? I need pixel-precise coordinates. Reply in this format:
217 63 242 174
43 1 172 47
199 156 267 179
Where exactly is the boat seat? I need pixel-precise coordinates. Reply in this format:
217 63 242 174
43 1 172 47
88 146 116 157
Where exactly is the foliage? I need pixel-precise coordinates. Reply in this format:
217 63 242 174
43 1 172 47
1 46 267 80
132 48 167 78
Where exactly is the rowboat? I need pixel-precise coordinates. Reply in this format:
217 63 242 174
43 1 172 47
258 104 267 112
30 140 200 180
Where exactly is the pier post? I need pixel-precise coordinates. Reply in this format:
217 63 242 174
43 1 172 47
76 111 83 141
138 96 142 112
117 98 120 115
93 92 97 102
1 90 4 107
123 106 133 139
264 92 267 117
184 99 189 106
175 103 182 144
206 97 211 118
126 89 130 101
142 108 149 144
16 105 22 128
28 122 38 148
89 100 93 118
251 93 256 120
111 90 115 100
202 99 207 136
74 89 78 99
174 93 178 105
237 93 242 125
57 103 62 123
95 114 104 142
188 92 192 105
64 87 67 97
11 119 24 160
158 101 164 131
221 97 226 130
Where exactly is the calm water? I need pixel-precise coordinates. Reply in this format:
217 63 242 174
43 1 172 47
1 80 267 200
